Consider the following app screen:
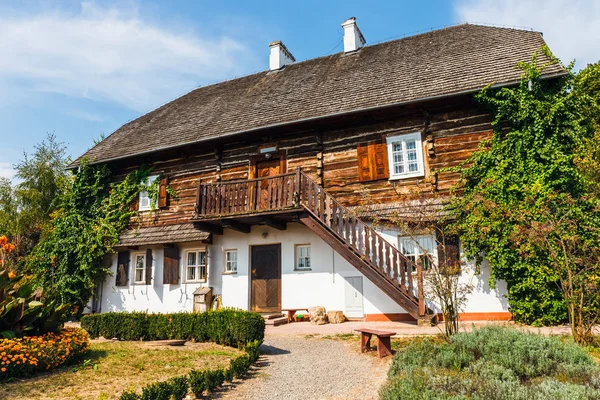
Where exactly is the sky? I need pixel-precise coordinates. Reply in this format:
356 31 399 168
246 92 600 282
1 0 599 181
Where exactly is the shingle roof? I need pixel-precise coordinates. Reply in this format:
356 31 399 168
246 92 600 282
74 24 564 166
117 223 211 247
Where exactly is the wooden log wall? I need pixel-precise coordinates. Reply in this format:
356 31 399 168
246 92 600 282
111 95 492 228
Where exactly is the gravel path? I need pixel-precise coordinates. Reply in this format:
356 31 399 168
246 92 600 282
218 334 391 400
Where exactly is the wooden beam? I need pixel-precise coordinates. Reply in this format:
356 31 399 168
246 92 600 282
222 220 251 233
193 222 223 235
259 217 287 231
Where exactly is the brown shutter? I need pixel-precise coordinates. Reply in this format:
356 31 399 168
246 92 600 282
145 248 153 285
357 142 389 182
357 143 372 182
157 176 169 208
116 251 130 286
129 195 139 212
437 232 461 273
163 246 180 284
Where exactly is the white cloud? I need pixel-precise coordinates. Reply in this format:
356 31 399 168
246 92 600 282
0 163 15 181
454 0 600 69
0 2 259 112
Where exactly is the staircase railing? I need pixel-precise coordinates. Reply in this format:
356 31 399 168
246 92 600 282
296 170 422 310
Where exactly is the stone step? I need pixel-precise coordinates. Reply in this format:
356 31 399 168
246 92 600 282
264 316 288 326
262 313 284 320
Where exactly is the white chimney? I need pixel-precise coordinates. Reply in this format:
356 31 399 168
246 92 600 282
269 41 295 71
341 17 366 53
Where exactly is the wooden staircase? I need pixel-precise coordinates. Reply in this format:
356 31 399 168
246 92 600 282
194 169 432 321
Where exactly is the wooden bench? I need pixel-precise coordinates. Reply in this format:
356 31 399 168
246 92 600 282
281 308 309 323
355 328 395 359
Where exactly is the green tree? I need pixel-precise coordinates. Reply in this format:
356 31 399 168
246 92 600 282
0 133 69 272
451 50 600 327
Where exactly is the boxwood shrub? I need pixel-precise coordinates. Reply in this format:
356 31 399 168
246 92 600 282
80 309 264 347
120 340 261 400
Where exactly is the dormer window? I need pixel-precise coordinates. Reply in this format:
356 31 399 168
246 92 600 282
386 133 424 180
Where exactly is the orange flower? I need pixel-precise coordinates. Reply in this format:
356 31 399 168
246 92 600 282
0 368 5 372
7 271 15 279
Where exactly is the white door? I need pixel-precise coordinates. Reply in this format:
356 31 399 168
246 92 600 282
344 276 364 318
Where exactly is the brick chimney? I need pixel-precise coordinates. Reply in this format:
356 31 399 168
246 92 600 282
341 17 366 53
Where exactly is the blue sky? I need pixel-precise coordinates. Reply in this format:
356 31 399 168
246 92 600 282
1 0 598 180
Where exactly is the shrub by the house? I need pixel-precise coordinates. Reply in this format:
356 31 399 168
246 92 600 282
382 326 600 400
0 327 89 381
80 309 265 347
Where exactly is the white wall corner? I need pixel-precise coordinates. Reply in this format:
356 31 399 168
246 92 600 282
341 17 366 53
269 40 296 71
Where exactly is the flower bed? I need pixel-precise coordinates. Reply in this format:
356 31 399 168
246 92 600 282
80 309 265 347
0 327 89 381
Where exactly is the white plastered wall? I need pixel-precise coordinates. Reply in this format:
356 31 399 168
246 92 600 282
99 223 508 316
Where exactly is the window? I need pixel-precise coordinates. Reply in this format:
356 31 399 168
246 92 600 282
139 175 159 211
295 245 311 270
224 250 238 273
134 253 146 283
186 250 207 282
386 133 424 180
398 235 436 272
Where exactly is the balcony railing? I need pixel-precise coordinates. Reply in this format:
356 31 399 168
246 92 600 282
195 171 300 217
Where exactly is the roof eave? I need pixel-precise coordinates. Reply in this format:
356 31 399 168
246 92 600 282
68 70 567 169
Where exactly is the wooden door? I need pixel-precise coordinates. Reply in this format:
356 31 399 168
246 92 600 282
251 244 281 313
256 159 280 209
344 276 364 318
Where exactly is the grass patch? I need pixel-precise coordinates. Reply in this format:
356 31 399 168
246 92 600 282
0 340 240 400
381 326 600 400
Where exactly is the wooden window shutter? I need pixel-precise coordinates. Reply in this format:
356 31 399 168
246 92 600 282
157 176 169 208
357 142 389 182
163 246 180 285
116 251 130 286
436 232 461 273
145 248 153 285
129 196 139 212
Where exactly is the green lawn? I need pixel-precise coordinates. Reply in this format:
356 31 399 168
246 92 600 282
0 340 240 400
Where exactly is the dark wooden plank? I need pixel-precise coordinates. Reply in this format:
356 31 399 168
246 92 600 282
222 220 251 233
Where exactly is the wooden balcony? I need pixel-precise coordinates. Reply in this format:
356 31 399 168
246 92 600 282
192 169 431 321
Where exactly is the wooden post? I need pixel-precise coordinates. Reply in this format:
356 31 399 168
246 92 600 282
295 167 301 205
417 259 425 317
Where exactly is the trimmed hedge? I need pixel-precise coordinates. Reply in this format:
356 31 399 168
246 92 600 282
80 309 264 347
119 340 261 400
0 327 90 381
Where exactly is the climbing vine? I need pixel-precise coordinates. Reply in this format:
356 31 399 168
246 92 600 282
450 49 600 327
28 159 159 310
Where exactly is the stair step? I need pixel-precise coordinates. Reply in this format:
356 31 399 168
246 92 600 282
262 313 284 320
264 316 288 326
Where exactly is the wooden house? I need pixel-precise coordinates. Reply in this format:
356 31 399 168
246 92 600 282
74 20 564 322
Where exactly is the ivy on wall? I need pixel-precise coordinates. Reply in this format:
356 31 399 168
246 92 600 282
28 159 160 309
451 49 600 326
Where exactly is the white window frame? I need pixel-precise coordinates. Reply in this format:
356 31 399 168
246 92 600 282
133 253 146 283
386 132 425 180
185 249 208 282
295 244 311 271
398 235 437 273
224 249 238 274
138 175 159 211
